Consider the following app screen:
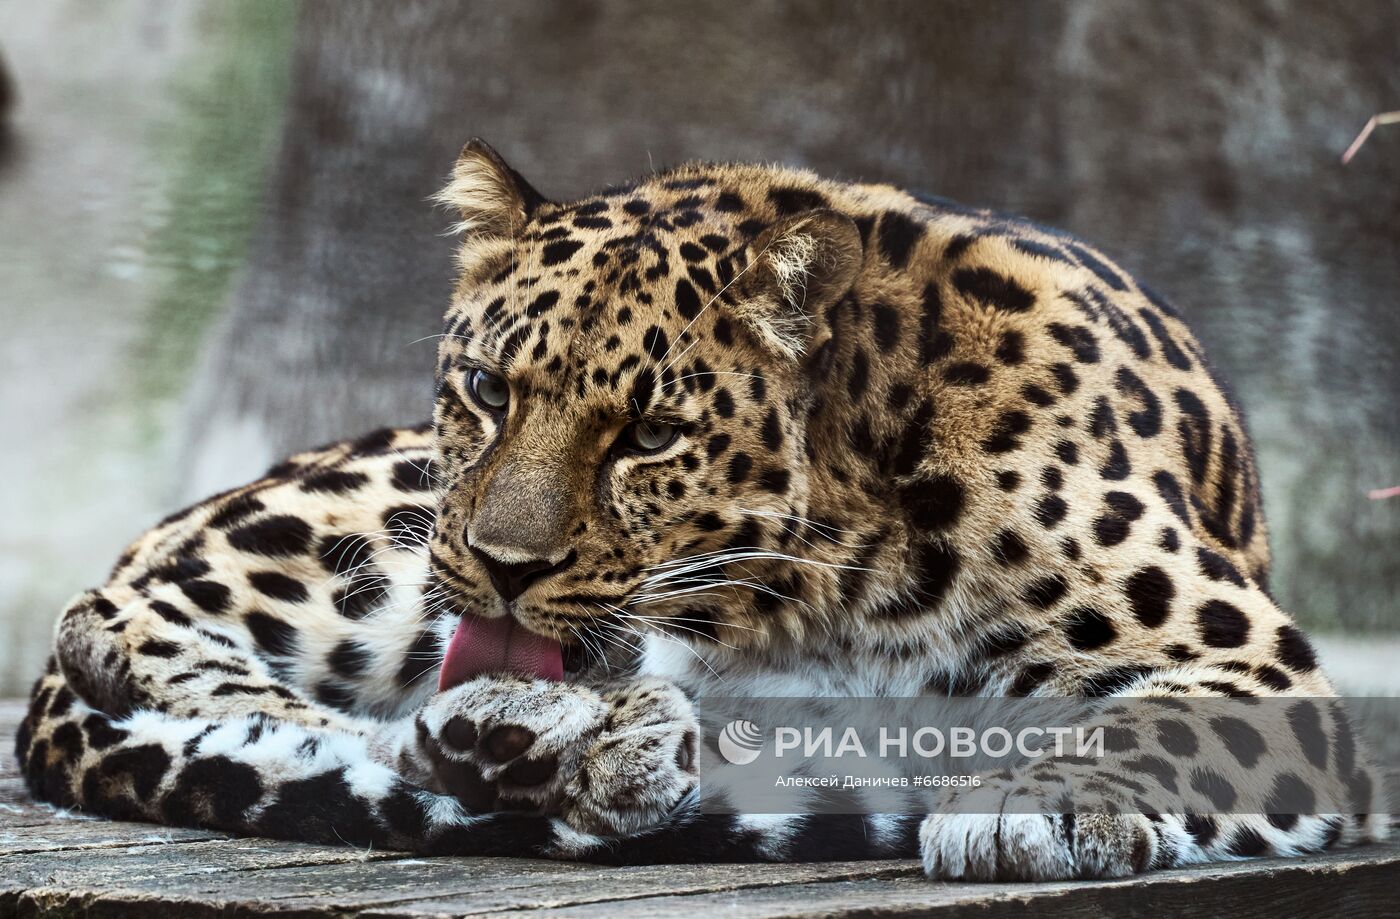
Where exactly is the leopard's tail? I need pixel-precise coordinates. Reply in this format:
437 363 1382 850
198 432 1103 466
17 666 919 863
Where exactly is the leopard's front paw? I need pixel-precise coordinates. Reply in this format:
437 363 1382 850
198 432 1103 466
561 680 700 835
415 676 607 813
411 676 698 836
920 776 1155 880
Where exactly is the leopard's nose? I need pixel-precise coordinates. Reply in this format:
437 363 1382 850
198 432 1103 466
469 546 573 604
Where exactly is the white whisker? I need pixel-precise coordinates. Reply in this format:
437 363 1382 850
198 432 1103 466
656 234 774 378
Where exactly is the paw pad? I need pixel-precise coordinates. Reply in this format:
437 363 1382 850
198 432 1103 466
423 742 497 812
483 724 536 762
503 754 558 788
676 729 697 773
442 716 478 752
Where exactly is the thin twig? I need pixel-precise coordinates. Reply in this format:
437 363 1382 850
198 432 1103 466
1341 111 1400 164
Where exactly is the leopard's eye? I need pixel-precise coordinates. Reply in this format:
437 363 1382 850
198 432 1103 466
468 369 510 412
621 421 679 455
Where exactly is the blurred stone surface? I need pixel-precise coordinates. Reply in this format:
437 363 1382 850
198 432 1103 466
0 0 293 693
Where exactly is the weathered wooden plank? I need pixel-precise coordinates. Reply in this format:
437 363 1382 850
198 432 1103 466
6 850 1399 919
0 818 225 854
0 780 64 823
285 861 917 918
0 777 39 805
2 697 32 816
0 857 918 919
2 855 589 919
347 862 916 917
0 835 402 887
382 845 1399 919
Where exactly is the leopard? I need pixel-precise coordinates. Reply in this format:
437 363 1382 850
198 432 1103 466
16 139 1387 880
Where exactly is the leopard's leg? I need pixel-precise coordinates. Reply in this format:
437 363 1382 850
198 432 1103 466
46 424 450 739
18 663 916 862
37 579 697 840
922 679 1387 880
23 583 437 830
409 673 701 835
15 662 536 852
921 592 1389 881
50 506 453 736
26 457 469 823
52 587 368 730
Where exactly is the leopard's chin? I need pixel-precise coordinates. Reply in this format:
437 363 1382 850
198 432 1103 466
537 617 616 677
562 640 591 676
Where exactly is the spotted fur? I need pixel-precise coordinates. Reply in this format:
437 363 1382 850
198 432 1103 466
16 141 1386 878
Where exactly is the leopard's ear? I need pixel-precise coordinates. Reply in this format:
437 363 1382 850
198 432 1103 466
732 209 863 361
436 138 547 239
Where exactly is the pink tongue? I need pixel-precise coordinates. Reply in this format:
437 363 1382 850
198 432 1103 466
438 612 563 690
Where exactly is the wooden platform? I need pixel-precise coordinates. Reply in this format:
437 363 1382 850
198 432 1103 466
2 699 1396 918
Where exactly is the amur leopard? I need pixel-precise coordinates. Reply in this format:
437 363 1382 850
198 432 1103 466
16 140 1386 879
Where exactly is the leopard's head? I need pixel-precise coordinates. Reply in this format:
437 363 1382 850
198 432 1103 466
427 141 865 655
